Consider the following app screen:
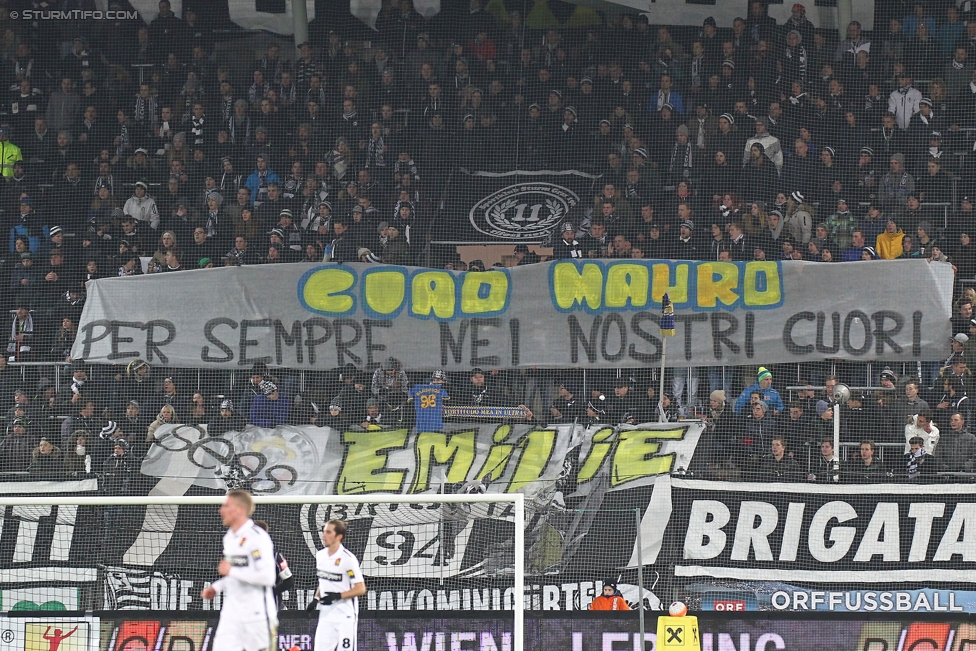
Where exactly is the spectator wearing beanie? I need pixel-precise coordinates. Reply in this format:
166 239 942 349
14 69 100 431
734 367 785 415
877 216 906 259
249 381 291 427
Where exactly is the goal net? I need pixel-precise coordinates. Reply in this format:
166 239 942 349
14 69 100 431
0 494 524 643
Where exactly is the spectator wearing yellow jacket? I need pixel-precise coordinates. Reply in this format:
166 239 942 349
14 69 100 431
0 126 23 178
876 215 906 259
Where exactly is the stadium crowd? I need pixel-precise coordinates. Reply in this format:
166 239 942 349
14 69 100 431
0 1 969 486
0 352 970 486
0 2 974 344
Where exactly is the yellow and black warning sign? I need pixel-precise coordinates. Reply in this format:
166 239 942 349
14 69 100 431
656 616 701 651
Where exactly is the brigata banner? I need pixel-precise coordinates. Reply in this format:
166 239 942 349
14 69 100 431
667 479 976 585
73 259 953 369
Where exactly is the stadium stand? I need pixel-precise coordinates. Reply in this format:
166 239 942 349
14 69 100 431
0 1 975 629
0 0 968 487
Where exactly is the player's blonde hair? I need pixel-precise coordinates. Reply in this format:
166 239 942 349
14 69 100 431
227 489 255 516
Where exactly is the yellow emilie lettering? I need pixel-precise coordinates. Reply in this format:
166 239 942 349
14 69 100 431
363 270 406 315
743 261 782 307
337 430 409 493
475 425 515 481
460 271 509 315
410 430 476 493
302 268 356 314
411 271 456 319
605 264 649 308
697 262 739 308
650 263 689 304
508 429 556 493
611 428 685 487
576 427 615 482
552 262 603 310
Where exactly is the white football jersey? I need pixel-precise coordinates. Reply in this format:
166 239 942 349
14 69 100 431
315 544 364 619
214 519 277 622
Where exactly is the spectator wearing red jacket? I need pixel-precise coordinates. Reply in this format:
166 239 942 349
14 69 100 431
589 581 631 610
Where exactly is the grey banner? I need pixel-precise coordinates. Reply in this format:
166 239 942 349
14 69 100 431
72 259 953 369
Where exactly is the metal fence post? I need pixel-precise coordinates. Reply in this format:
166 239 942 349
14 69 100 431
636 508 645 651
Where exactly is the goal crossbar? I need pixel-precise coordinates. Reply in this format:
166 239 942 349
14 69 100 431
0 492 525 651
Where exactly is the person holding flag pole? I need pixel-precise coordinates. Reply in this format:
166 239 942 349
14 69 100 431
659 293 675 422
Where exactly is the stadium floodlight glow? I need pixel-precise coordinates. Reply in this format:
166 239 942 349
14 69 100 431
0 492 525 650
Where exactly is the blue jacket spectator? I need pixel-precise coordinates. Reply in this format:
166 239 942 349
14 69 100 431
8 197 46 253
733 367 786 415
244 155 281 206
249 380 291 427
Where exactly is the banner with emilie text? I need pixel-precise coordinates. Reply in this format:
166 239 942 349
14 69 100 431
72 259 953 369
0 422 700 612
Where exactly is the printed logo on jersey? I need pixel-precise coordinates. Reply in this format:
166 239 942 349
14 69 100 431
346 570 355 577
229 555 249 566
469 182 579 239
335 558 341 566
251 549 262 560
318 571 343 581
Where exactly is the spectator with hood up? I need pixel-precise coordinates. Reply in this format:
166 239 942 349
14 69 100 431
589 580 630 610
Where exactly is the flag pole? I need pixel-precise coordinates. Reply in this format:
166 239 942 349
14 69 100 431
658 337 667 422
659 293 675 423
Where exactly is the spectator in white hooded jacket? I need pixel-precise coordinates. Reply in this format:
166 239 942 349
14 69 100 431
742 117 783 172
904 409 940 454
888 73 922 129
123 181 160 230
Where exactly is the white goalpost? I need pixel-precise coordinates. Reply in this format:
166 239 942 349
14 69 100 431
0 492 525 650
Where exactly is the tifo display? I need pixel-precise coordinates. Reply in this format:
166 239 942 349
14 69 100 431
1 2 975 651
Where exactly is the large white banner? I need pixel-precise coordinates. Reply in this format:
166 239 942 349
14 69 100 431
73 259 954 369
636 0 874 30
128 0 316 35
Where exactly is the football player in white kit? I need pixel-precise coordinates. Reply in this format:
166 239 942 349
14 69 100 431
309 520 366 651
201 490 278 651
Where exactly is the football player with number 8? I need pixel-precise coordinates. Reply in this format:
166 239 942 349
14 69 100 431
308 520 366 651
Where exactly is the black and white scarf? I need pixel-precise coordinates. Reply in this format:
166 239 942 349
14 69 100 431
669 142 694 178
366 137 387 168
656 90 673 111
219 97 235 122
228 115 251 145
13 58 32 80
690 57 704 89
906 447 926 480
190 116 205 148
278 83 297 105
206 210 220 238
94 175 114 196
133 95 159 125
7 313 32 353
115 122 129 157
219 172 243 191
